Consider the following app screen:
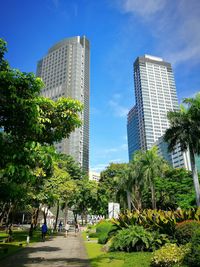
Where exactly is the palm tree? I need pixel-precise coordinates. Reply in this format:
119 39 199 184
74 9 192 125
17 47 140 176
164 93 200 207
139 147 165 209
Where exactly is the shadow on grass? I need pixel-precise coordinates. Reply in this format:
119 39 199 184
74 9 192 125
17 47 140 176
89 254 124 267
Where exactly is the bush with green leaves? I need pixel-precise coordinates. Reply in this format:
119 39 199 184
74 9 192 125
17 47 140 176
184 229 200 266
151 243 190 267
175 220 200 244
113 208 200 237
109 225 168 252
95 220 116 244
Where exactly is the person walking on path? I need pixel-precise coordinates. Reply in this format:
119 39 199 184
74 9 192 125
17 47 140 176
65 222 70 236
41 222 48 241
75 222 80 236
58 221 62 232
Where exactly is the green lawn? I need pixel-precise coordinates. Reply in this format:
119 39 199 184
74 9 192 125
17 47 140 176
0 229 44 260
83 232 152 267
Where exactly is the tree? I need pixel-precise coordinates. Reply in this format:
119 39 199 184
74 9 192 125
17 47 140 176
69 176 98 224
0 38 83 224
155 167 195 209
139 147 167 209
164 94 200 206
98 163 128 215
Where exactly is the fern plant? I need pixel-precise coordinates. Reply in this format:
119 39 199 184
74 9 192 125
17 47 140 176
109 225 167 252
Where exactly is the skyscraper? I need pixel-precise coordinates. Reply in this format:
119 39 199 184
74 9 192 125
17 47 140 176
127 106 140 160
134 55 179 150
128 55 181 162
37 36 89 173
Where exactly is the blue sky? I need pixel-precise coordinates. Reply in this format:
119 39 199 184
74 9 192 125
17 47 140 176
1 0 200 172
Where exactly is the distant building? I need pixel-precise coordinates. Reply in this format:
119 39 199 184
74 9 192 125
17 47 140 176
89 171 100 182
155 136 191 170
37 36 90 173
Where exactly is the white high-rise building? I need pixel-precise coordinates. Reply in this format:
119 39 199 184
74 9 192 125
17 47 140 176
128 55 192 170
134 55 179 150
37 36 89 173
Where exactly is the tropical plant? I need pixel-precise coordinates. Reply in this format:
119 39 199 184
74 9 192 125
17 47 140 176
110 225 167 252
151 243 191 267
155 167 195 209
139 147 167 209
164 94 200 207
184 228 200 266
175 220 200 244
113 208 200 237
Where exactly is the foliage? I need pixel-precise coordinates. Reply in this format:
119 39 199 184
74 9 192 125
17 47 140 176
113 209 200 237
164 94 200 206
184 229 200 266
98 163 128 214
85 240 152 267
175 220 200 244
69 176 99 221
0 38 83 225
95 220 116 244
151 243 190 267
155 168 195 210
110 225 164 252
138 147 167 209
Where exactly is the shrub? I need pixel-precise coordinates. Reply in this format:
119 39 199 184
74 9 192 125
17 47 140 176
88 232 98 238
113 208 200 237
184 229 200 266
151 243 190 267
96 220 116 244
109 225 167 252
96 220 113 235
98 233 109 244
175 220 200 244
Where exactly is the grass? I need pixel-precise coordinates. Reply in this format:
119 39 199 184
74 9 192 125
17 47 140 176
83 232 152 267
0 228 46 260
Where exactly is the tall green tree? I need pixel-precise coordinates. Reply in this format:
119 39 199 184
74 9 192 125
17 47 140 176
0 38 83 224
139 147 167 209
155 167 195 209
164 93 200 206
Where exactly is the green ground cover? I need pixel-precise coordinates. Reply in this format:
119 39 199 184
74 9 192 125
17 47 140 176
83 232 152 267
0 229 43 260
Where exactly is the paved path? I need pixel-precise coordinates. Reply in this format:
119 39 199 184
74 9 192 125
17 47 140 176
0 232 90 267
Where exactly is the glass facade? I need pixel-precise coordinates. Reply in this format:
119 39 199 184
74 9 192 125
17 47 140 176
37 36 90 173
127 106 140 160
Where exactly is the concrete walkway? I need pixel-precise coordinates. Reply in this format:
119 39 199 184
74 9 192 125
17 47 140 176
0 232 90 267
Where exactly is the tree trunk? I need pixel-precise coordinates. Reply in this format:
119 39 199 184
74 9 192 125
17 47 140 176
34 208 39 229
134 185 142 210
54 200 59 231
126 190 131 210
150 184 156 210
5 202 12 225
0 203 7 225
64 203 68 225
190 148 200 207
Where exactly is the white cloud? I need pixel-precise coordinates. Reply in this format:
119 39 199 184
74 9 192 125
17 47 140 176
109 94 129 117
90 164 108 173
120 0 166 17
115 0 200 66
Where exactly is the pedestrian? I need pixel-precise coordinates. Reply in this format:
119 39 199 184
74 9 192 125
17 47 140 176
41 222 48 241
58 221 62 232
75 222 80 236
65 222 70 237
